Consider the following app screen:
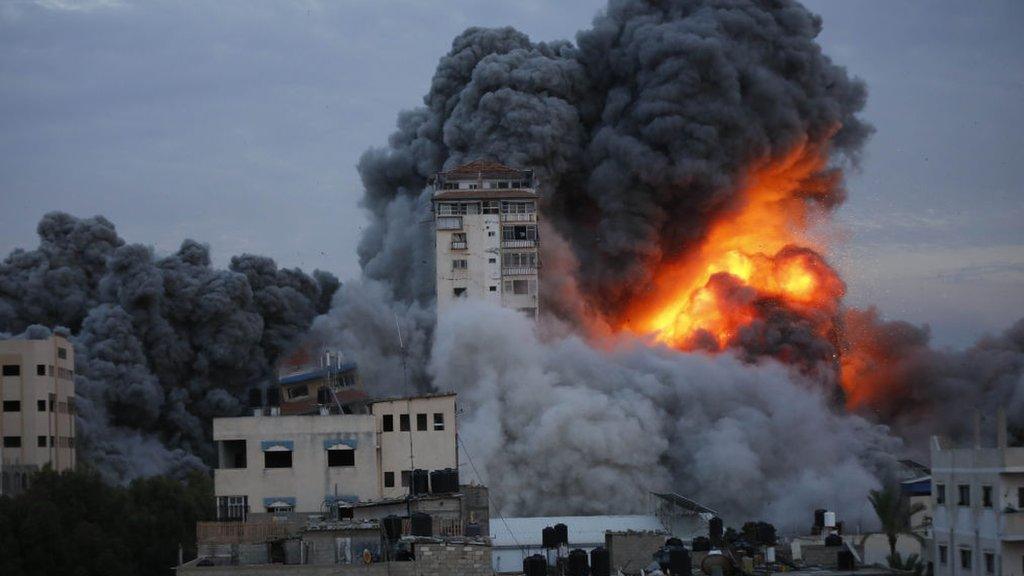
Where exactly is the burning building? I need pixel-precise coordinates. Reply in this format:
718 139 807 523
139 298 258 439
432 160 540 319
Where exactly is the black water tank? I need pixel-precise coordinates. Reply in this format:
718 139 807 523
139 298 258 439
464 522 482 538
430 469 444 493
709 516 723 544
316 387 329 404
568 549 588 576
542 526 557 549
590 546 610 576
837 549 855 570
523 554 546 576
266 387 281 407
412 469 429 496
383 515 403 541
553 523 569 547
665 537 685 548
814 508 826 528
668 547 691 576
247 388 262 408
824 533 843 547
446 467 460 492
410 512 432 537
691 536 711 552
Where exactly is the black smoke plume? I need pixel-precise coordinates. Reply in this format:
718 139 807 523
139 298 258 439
0 212 338 483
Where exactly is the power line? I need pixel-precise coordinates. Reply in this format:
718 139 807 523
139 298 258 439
457 433 523 552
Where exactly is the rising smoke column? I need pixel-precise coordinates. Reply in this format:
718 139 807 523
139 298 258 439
309 0 911 525
0 212 338 483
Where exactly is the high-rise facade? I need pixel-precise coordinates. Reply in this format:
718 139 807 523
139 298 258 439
0 334 77 495
432 160 540 318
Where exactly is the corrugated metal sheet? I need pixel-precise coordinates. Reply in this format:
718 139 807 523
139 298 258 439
489 515 666 548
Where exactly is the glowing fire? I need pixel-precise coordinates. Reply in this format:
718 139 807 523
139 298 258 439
620 143 845 351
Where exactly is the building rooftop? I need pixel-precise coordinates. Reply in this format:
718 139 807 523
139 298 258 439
368 391 457 405
489 515 666 548
441 160 527 180
433 188 538 200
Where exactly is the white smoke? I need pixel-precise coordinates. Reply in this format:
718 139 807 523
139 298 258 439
429 300 898 529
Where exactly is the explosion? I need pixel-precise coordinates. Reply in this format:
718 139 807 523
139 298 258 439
619 142 845 356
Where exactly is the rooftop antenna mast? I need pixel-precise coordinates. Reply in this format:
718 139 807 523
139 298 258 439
395 312 410 395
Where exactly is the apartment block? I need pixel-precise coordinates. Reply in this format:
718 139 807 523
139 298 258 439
0 334 76 495
931 412 1024 576
432 160 540 318
212 392 457 520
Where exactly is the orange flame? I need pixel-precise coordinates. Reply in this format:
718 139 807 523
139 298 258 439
618 143 845 351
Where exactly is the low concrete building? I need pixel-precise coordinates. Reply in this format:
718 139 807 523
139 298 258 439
931 412 1024 576
488 515 669 574
0 333 76 495
212 392 458 519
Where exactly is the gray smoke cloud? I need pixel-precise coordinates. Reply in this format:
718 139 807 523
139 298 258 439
841 308 1024 452
432 301 897 530
0 212 338 483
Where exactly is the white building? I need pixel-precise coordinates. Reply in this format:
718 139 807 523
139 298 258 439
0 334 76 495
931 412 1024 576
432 160 540 319
212 392 457 520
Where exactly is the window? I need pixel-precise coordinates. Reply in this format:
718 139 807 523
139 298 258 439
2 401 20 412
3 436 21 448
36 364 45 376
488 257 496 263
327 449 355 467
383 414 394 432
453 287 467 297
49 393 55 412
961 549 972 570
400 470 411 488
502 225 537 242
984 552 994 574
1018 486 1024 508
37 436 46 448
399 414 410 432
264 450 292 469
452 232 467 243
416 413 427 431
433 413 445 431
939 545 948 564
2 365 20 376
488 231 495 237
57 347 67 359
502 252 537 268
501 201 536 214
285 385 308 399
936 483 946 504
982 485 993 507
384 471 395 487
37 400 45 412
505 279 532 295
958 484 970 506
267 503 293 515
217 496 248 521
483 201 499 214
452 259 468 270
489 286 497 292
437 216 462 230
220 440 247 469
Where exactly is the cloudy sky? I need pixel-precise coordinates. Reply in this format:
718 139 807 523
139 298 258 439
1 0 1021 347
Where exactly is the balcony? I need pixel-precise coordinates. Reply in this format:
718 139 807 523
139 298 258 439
196 520 299 545
500 212 536 222
501 239 535 249
502 267 537 276
436 216 462 230
1001 510 1024 541
450 241 467 250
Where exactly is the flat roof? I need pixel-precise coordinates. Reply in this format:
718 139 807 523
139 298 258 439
441 160 528 179
433 189 537 201
489 515 666 548
369 391 457 405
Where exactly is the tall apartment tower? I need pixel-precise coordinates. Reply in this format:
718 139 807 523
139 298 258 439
0 334 77 495
432 160 540 319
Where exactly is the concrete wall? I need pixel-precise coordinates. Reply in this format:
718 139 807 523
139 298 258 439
606 531 667 575
180 542 490 576
0 334 76 478
373 395 457 500
213 414 378 513
860 533 922 566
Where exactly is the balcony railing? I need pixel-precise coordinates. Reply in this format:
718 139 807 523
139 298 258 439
196 520 299 545
450 241 467 250
502 267 537 276
401 516 463 538
1001 511 1024 540
501 239 535 249
500 212 536 222
436 216 462 230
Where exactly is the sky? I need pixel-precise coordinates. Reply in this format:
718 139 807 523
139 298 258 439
0 0 1021 348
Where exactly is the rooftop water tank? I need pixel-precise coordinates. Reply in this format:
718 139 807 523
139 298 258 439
590 546 610 576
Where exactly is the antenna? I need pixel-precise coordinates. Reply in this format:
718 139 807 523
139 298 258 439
394 312 410 395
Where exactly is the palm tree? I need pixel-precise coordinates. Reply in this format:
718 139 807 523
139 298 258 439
869 483 927 563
